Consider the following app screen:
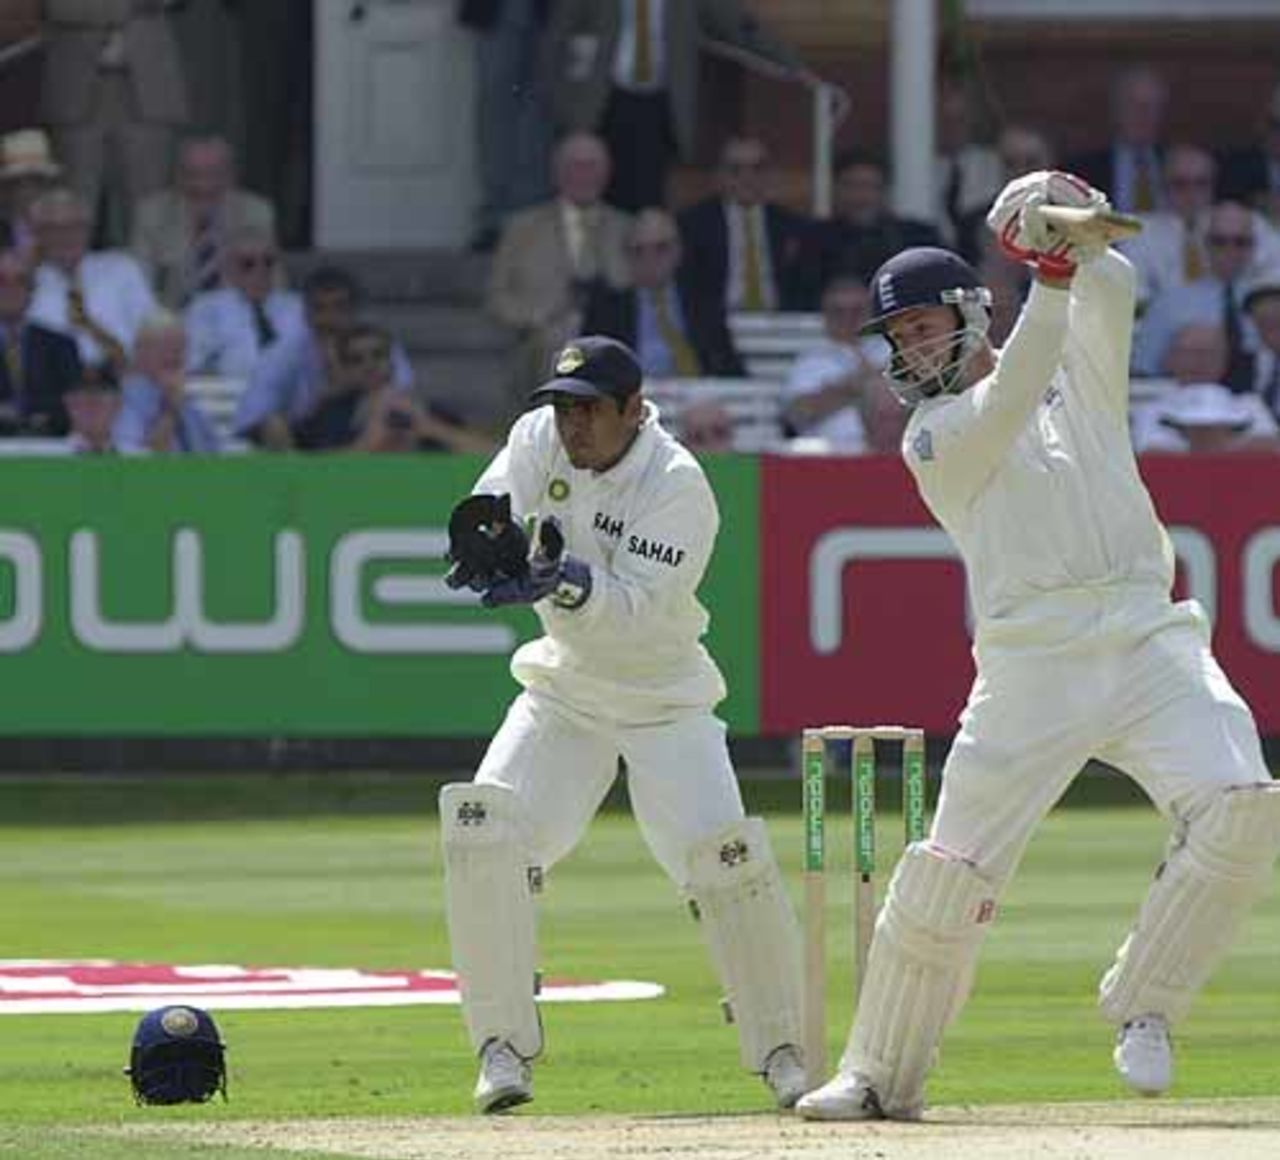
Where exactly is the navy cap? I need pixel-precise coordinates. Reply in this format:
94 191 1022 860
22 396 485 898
861 247 990 336
530 336 643 405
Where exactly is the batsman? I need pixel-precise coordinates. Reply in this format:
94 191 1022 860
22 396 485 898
799 171 1280 1120
438 336 807 1113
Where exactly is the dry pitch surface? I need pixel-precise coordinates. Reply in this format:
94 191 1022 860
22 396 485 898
117 1098 1280 1159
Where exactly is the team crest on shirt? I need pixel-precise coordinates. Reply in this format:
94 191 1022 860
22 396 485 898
555 346 585 374
548 478 570 502
911 427 935 462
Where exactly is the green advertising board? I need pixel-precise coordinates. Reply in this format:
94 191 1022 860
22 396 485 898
0 456 759 736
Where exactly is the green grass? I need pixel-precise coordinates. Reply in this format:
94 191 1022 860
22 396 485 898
0 771 1278 1143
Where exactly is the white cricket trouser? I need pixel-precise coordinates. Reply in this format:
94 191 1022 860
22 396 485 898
475 690 747 886
931 595 1271 884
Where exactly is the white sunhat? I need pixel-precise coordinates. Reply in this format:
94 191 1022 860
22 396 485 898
1157 382 1256 431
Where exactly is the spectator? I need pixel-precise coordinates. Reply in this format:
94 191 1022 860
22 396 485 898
487 132 632 418
295 323 494 454
458 0 554 252
234 266 413 450
0 246 82 438
185 226 303 378
857 369 910 454
934 77 1002 261
1219 81 1280 227
63 366 123 454
1132 201 1277 387
1132 322 1277 453
1066 64 1170 213
995 124 1055 181
1245 276 1280 418
27 186 157 376
541 0 815 212
0 129 64 258
677 135 819 314
781 276 889 454
816 150 942 288
131 135 277 308
113 309 221 454
974 249 1029 347
1120 145 1219 307
677 398 736 454
40 0 190 242
1149 382 1279 454
582 208 744 377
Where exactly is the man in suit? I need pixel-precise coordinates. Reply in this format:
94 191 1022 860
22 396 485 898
1120 144 1220 308
487 132 633 421
541 0 814 212
583 207 743 378
816 150 942 288
1244 277 1280 421
1219 82 1280 228
677 135 818 314
0 245 83 438
457 0 554 251
131 134 276 308
1133 200 1275 390
1065 64 1169 213
39 0 191 241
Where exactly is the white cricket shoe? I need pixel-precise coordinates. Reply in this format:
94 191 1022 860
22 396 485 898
795 1071 887 1121
761 1044 807 1109
474 1038 532 1114
1113 1015 1172 1096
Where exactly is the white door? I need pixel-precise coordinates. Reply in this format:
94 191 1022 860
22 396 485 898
314 0 477 248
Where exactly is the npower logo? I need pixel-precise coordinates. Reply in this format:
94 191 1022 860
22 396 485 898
0 527 512 656
808 526 1280 654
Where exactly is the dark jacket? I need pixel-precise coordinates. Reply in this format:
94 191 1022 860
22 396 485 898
816 215 943 288
582 279 745 377
677 197 820 312
457 0 550 31
0 322 84 437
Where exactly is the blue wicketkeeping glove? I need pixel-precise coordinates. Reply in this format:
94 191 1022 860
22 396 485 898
481 517 592 610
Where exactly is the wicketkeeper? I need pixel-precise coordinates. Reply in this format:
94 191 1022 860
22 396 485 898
438 336 807 1113
798 171 1280 1120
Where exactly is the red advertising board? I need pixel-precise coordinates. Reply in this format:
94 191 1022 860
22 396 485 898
760 454 1280 736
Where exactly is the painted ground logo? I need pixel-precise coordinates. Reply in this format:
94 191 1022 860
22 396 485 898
0 960 664 1014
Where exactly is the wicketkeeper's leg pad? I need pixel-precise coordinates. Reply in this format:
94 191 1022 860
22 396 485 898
1099 782 1280 1027
686 818 804 1072
842 843 998 1117
440 782 542 1060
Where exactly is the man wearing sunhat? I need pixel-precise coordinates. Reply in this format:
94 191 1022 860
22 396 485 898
434 335 808 1115
0 129 64 257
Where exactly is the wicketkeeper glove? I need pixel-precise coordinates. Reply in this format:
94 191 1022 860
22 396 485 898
481 516 592 611
443 493 530 593
988 169 1110 278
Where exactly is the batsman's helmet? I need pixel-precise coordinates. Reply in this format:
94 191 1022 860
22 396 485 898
861 247 993 406
125 1005 227 1105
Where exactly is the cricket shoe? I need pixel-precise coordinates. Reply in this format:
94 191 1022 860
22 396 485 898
474 1038 532 1113
1113 1014 1172 1096
761 1044 807 1109
795 1071 891 1121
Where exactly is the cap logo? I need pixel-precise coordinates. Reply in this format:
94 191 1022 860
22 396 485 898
555 346 585 375
548 478 570 502
878 272 897 310
160 1006 199 1037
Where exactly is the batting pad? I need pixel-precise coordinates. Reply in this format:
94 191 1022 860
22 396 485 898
843 843 997 1117
687 818 804 1071
439 783 542 1059
1099 782 1280 1027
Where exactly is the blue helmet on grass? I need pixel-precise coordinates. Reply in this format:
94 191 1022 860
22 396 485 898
861 247 993 407
125 1005 227 1105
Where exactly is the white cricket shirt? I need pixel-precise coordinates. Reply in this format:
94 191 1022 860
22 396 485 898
474 401 726 723
903 251 1175 639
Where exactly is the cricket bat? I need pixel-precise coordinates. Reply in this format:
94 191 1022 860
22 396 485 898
1039 205 1143 245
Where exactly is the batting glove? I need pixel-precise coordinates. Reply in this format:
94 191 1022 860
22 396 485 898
988 170 1109 277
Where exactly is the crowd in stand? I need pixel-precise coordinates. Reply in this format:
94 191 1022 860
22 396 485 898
1 0 1280 459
